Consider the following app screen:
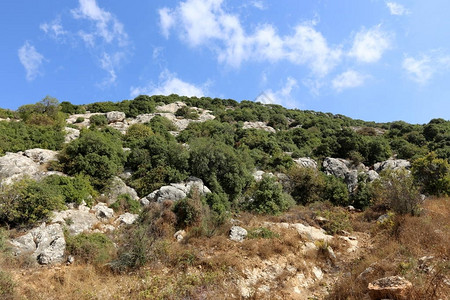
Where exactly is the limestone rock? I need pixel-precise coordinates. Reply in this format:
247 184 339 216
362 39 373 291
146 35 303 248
52 208 99 235
10 223 66 265
156 101 186 113
0 152 40 186
366 170 380 182
345 169 359 193
66 112 104 127
229 226 247 242
117 213 138 225
106 111 126 123
104 176 139 205
64 127 80 143
289 223 333 242
174 230 186 242
374 159 411 172
323 157 351 179
142 177 211 203
92 203 114 220
368 276 412 300
242 121 276 133
293 157 318 169
252 170 274 182
24 148 58 164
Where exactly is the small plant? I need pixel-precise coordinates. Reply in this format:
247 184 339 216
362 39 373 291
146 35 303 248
75 117 85 123
316 207 352 235
65 232 116 265
89 114 108 126
247 227 279 239
109 194 140 214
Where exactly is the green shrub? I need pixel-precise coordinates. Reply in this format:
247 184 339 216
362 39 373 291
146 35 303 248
285 166 325 204
175 106 199 120
75 117 85 123
248 175 294 214
89 114 108 126
205 192 230 225
42 174 95 206
110 194 141 214
0 179 65 227
412 152 450 196
247 227 279 239
372 169 422 215
65 232 115 265
173 192 205 228
351 174 374 209
322 175 350 206
316 207 352 235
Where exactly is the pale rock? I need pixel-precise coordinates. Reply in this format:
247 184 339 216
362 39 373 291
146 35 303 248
10 223 66 265
104 176 139 205
143 177 210 203
368 276 412 300
0 152 40 186
156 101 186 113
229 226 247 242
66 112 104 127
366 170 380 182
242 121 276 133
24 148 58 164
117 212 138 225
51 209 99 235
64 127 80 143
312 266 323 280
174 230 186 242
374 159 411 172
323 157 351 179
293 157 318 169
289 223 333 242
106 111 126 123
92 203 114 220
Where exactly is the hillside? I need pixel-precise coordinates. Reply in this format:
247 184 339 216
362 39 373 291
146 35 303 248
0 95 449 299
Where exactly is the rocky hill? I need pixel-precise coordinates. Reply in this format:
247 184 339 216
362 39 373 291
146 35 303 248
0 95 448 299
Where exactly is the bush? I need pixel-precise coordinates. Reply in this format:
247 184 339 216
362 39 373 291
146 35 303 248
248 175 294 214
322 175 350 206
372 169 422 215
110 194 140 214
89 114 108 126
65 232 115 265
247 227 279 239
175 106 199 120
412 152 450 196
285 166 325 204
0 179 65 227
173 190 206 228
42 174 95 206
75 117 85 123
59 129 125 188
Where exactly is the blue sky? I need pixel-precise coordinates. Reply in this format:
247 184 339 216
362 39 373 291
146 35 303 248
1 0 449 124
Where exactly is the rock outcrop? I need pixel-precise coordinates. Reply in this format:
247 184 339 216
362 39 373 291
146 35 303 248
104 176 139 205
0 152 40 186
368 276 412 300
64 127 80 143
142 177 211 203
24 148 58 165
293 157 318 169
10 223 66 265
229 226 247 242
242 121 276 133
106 111 126 123
374 159 411 172
52 206 100 235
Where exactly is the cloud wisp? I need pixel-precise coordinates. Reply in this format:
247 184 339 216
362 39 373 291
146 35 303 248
18 42 45 81
130 70 206 98
256 77 298 106
332 70 367 92
349 25 392 63
386 2 410 16
402 52 450 85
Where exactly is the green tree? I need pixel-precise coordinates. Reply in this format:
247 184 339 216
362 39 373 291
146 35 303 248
249 175 294 214
412 152 450 196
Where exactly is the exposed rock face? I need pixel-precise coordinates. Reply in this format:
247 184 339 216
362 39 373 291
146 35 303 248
66 112 104 127
52 207 100 235
366 170 380 182
229 226 247 242
64 127 80 143
368 276 412 300
323 157 351 179
106 111 126 123
10 223 66 265
374 159 411 172
0 152 40 186
92 203 115 220
293 157 318 169
104 176 139 205
116 212 138 225
156 101 186 113
24 148 58 164
252 170 274 182
142 177 211 203
242 121 276 133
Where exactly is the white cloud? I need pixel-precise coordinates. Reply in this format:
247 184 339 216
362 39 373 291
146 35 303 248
349 25 392 63
402 51 450 85
71 0 128 47
256 77 298 105
159 8 175 38
18 42 45 81
160 0 342 76
402 55 434 84
332 70 367 92
40 18 67 40
386 2 410 16
130 70 205 98
98 52 125 86
251 1 266 10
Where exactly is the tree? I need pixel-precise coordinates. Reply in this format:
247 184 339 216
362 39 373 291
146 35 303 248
249 175 294 214
412 152 450 196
